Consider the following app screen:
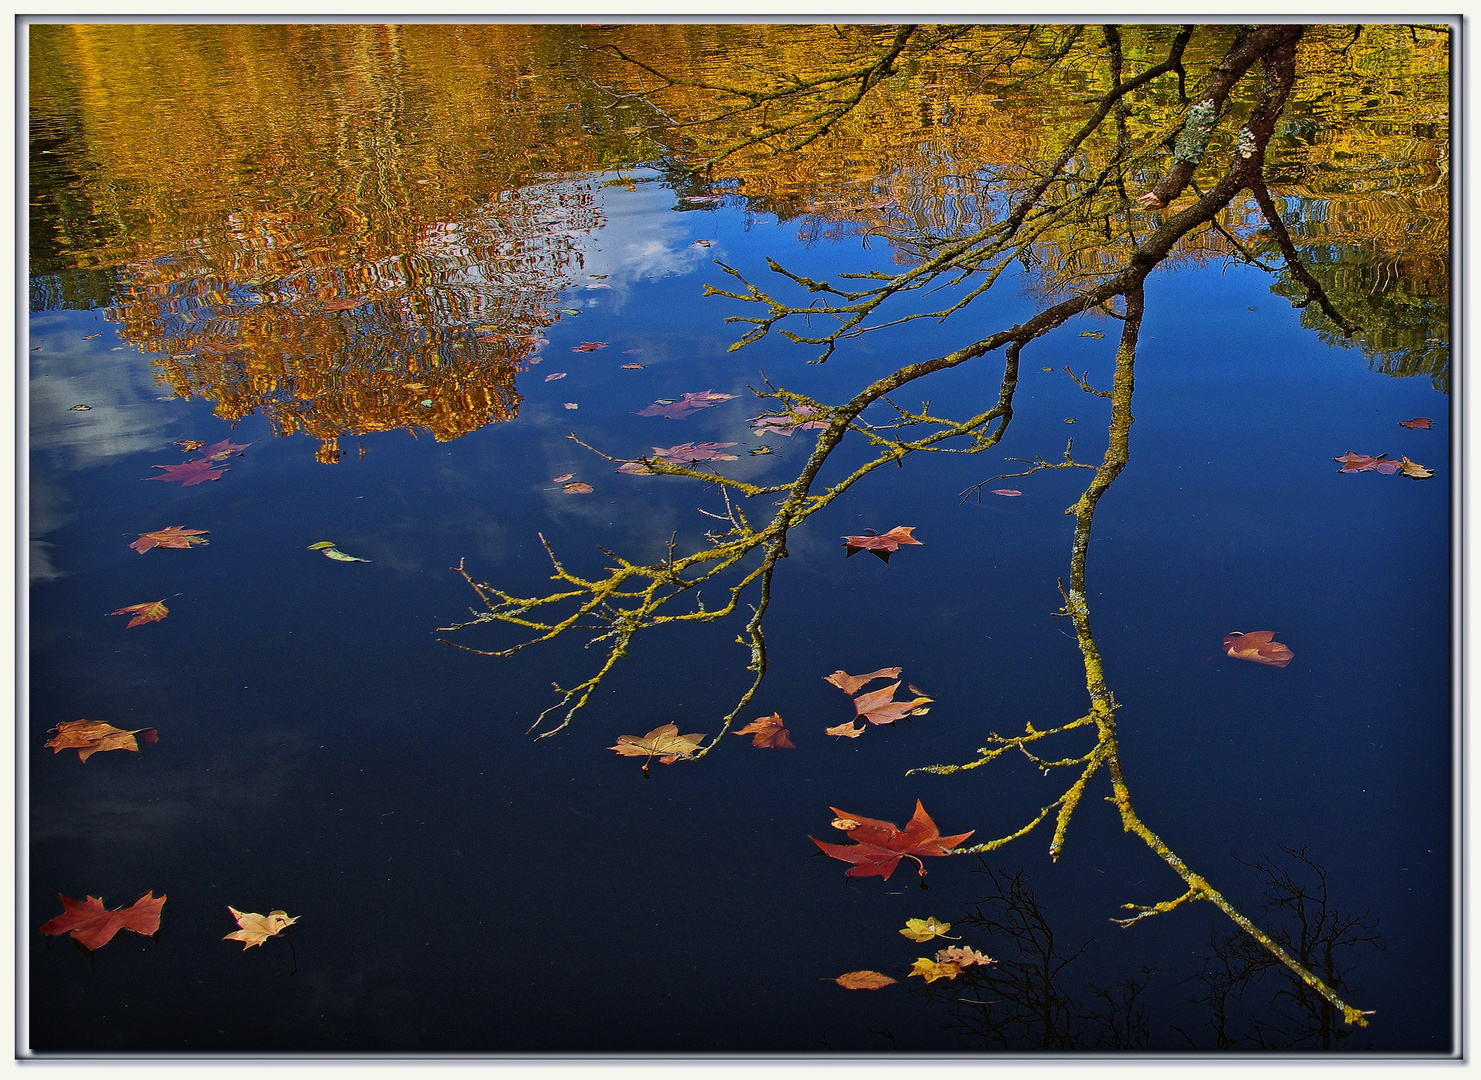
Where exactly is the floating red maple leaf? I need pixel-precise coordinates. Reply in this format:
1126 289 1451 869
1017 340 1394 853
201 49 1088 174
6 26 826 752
1334 451 1400 475
110 600 169 628
616 442 740 473
1224 630 1294 668
734 713 795 749
1398 418 1432 430
144 459 227 486
842 526 922 563
635 391 735 419
810 801 973 881
197 439 252 461
39 891 166 950
129 526 209 554
750 405 829 436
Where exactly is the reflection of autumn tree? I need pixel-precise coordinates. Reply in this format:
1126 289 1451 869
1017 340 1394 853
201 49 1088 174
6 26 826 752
28 24 649 459
121 180 600 461
593 23 1448 384
441 23 1444 1028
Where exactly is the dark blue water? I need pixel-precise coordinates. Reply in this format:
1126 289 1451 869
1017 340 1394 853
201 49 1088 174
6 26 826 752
28 181 1451 1053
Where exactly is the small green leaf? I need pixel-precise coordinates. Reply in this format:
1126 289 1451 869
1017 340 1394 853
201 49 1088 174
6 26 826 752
1080 330 1105 339
323 548 370 563
307 541 335 550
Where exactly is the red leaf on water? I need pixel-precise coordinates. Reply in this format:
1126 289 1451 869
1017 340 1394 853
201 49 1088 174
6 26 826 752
129 526 209 554
1223 630 1294 668
842 526 922 563
1334 451 1400 475
39 891 165 950
1398 418 1432 430
990 489 1022 497
616 442 739 473
750 404 829 436
144 459 227 486
734 713 795 749
110 600 169 628
197 439 251 461
572 341 608 352
635 391 735 419
809 801 973 881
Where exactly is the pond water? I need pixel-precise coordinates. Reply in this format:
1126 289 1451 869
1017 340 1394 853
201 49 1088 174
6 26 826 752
27 23 1451 1055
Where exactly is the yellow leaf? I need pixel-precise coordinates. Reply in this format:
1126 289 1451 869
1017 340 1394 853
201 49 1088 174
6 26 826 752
223 906 299 949
909 957 963 983
899 916 959 942
608 723 705 767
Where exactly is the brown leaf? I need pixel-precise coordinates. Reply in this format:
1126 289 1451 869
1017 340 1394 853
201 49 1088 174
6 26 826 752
1399 456 1434 479
552 473 575 484
572 341 608 352
129 526 209 554
824 721 866 738
835 970 897 990
40 892 165 950
733 713 795 749
110 600 169 628
823 667 902 696
609 723 706 768
562 482 594 494
223 906 299 949
851 681 933 726
1398 417 1432 430
1223 630 1293 668
620 363 645 370
936 946 994 967
175 440 205 452
46 720 158 762
842 526 922 563
544 372 567 382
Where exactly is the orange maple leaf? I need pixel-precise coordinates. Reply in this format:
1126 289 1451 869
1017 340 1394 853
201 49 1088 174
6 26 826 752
823 667 902 696
841 526 922 563
129 526 209 554
809 800 973 881
1224 630 1294 668
46 720 157 762
110 600 169 628
39 892 165 950
734 713 795 749
851 681 932 725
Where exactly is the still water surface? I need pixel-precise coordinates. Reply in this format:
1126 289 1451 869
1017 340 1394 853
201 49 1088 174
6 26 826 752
28 23 1450 1053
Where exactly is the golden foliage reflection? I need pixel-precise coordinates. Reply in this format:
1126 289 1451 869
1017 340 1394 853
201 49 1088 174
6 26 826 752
29 23 1450 461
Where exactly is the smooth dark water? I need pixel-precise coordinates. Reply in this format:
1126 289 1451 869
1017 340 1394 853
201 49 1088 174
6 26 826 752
27 24 1451 1056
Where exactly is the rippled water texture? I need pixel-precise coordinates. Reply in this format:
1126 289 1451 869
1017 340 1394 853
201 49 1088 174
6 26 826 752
29 23 1451 1054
